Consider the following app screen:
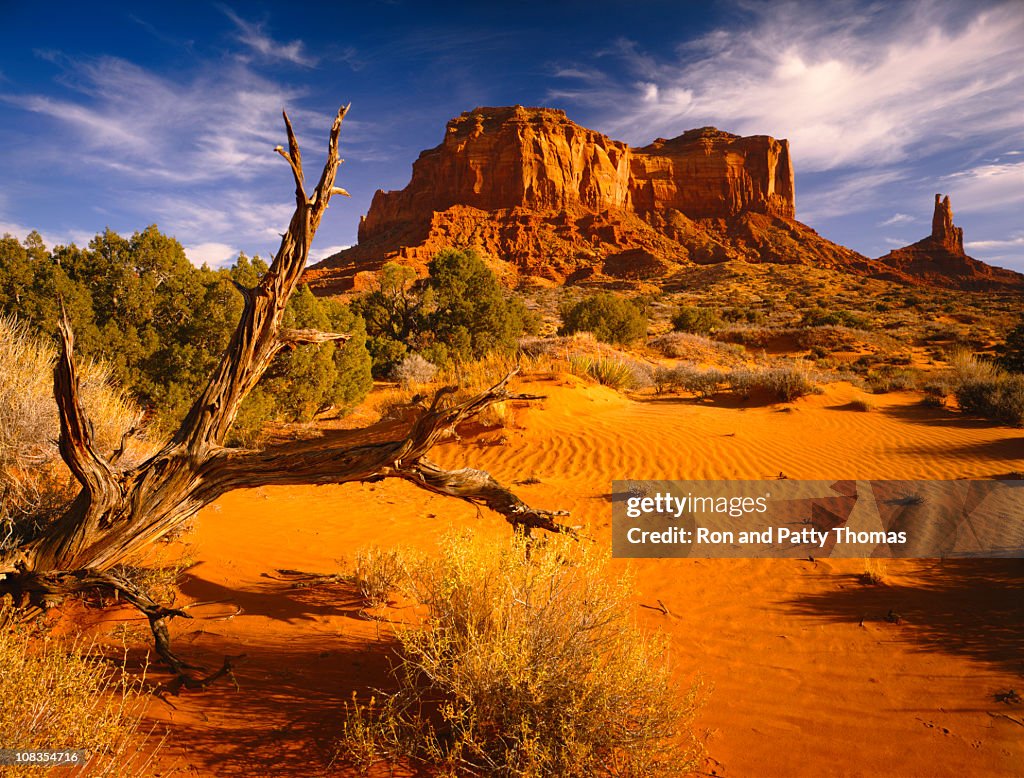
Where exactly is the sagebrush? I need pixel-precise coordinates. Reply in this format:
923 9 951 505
334 532 703 776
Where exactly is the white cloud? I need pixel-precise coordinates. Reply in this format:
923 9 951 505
1 55 310 185
221 8 317 67
184 241 238 268
554 2 1024 173
966 235 1024 251
309 244 351 262
942 161 1024 212
879 213 914 226
797 169 906 222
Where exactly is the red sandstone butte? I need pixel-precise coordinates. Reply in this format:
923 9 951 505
874 194 1023 291
304 107 1022 293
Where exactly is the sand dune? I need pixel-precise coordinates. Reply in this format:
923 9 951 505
103 377 1022 776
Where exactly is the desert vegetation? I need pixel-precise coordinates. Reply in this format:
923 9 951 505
0 602 157 776
335 532 702 777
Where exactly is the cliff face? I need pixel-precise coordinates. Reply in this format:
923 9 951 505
358 107 632 244
875 194 1023 291
357 107 794 248
630 128 795 220
305 107 1020 293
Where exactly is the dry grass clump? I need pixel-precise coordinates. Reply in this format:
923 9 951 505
334 532 703 776
352 546 406 608
568 353 653 390
391 353 438 388
0 601 158 776
648 332 746 364
864 366 919 393
0 315 145 548
728 364 821 402
951 351 1024 427
859 559 888 585
654 363 726 398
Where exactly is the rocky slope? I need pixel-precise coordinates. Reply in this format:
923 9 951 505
874 194 1023 290
304 106 1020 293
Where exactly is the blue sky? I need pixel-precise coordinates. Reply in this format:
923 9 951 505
1 1 1022 271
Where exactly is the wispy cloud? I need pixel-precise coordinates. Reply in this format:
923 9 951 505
3 54 303 185
942 161 1024 212
553 2 1024 173
222 7 317 67
965 234 1024 251
309 244 351 262
879 213 914 226
797 170 906 222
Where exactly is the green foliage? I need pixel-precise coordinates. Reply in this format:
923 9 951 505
996 318 1024 374
354 251 535 376
425 248 534 361
0 229 372 443
567 354 650 390
952 352 1024 427
672 305 724 335
559 292 648 345
801 307 871 329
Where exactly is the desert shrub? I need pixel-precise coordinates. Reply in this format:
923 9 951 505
951 352 1024 426
0 602 157 776
392 354 438 388
0 315 144 547
801 307 872 329
716 324 778 346
334 532 703 776
865 367 919 394
921 378 953 407
568 354 649 390
352 547 406 608
425 249 537 361
655 363 725 398
728 365 818 402
996 318 1024 374
671 305 723 335
559 293 648 345
848 398 873 412
649 332 745 363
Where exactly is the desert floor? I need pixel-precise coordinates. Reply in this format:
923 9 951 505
83 376 1023 776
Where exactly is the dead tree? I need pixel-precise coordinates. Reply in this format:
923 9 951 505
0 107 569 680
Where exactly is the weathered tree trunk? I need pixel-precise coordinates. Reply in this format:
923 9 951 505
0 107 569 616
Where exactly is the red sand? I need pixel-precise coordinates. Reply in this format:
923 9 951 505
89 378 1023 776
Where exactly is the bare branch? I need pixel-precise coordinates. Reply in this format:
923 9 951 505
172 108 350 451
279 328 353 348
397 459 575 537
53 310 120 497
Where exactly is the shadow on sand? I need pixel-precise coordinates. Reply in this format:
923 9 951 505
785 558 1024 673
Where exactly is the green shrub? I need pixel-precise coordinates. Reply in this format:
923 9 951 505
334 532 703 776
426 249 536 361
996 318 1024 374
801 308 872 329
951 352 1024 426
559 293 648 345
671 305 723 335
